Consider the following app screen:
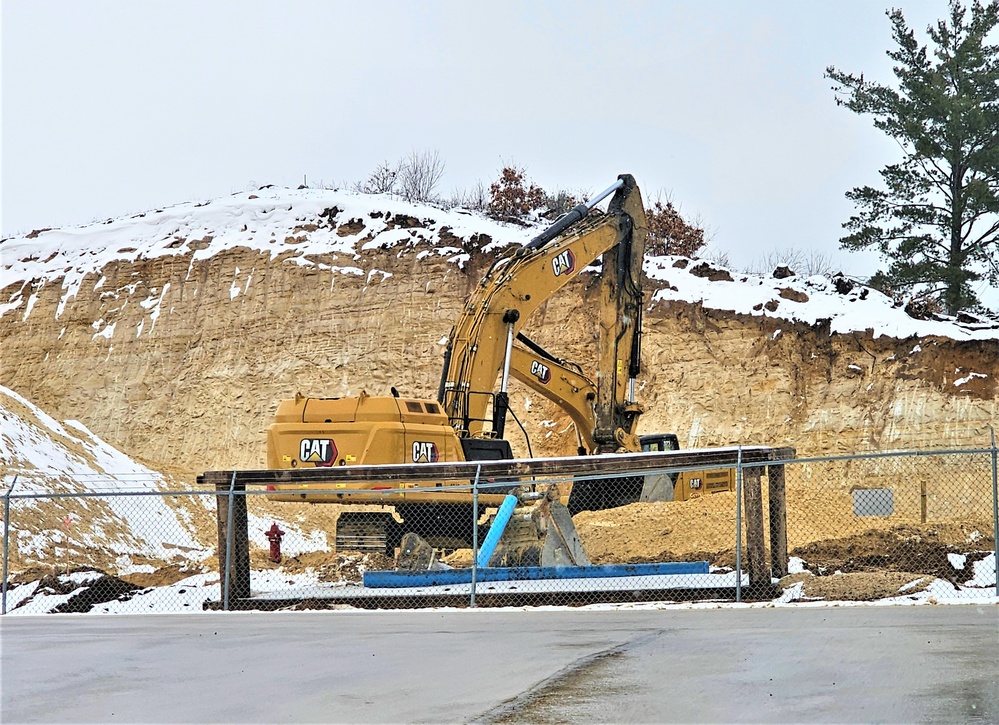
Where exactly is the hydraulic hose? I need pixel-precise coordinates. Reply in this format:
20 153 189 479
519 177 626 253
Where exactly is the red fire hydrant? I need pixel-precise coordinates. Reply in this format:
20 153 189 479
266 523 285 563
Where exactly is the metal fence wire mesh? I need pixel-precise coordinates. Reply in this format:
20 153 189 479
779 450 998 602
2 446 996 614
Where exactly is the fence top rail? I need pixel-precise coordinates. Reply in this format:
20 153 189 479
199 445 796 488
784 446 995 466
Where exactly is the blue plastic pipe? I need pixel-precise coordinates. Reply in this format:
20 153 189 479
476 494 519 568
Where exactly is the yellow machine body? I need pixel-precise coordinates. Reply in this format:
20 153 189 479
265 393 510 506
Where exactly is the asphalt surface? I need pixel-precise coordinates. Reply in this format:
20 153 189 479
2 605 997 723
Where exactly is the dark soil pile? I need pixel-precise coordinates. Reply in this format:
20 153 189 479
790 524 994 582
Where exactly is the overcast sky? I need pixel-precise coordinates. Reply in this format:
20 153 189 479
3 0 989 296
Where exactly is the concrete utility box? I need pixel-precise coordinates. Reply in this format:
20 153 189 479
852 488 894 517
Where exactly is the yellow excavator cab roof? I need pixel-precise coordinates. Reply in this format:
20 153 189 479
272 394 450 426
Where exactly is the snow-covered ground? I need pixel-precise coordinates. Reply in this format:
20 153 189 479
646 257 999 342
3 556 994 615
1 188 518 325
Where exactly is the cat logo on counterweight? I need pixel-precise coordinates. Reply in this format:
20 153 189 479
412 441 439 463
300 438 337 467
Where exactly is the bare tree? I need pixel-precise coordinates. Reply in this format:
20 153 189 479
445 181 490 211
356 160 399 195
397 149 446 203
699 246 732 269
747 247 839 277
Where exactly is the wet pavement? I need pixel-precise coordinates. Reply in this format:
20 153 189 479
2 605 997 723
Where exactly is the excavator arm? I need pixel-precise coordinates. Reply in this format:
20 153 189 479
594 178 647 452
508 342 598 455
438 174 648 452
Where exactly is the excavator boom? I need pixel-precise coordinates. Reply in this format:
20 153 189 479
439 174 648 450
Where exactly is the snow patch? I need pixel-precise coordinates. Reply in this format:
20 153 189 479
953 372 987 387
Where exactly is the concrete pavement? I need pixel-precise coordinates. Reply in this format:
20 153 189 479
2 605 997 723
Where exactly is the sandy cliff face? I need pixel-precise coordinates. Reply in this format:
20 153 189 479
638 304 997 454
2 192 996 479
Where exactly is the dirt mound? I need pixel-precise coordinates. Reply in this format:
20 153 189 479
120 563 204 588
781 571 935 601
11 567 142 613
790 524 994 582
573 494 737 565
251 549 394 584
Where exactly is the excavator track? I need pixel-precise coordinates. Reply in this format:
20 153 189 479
335 512 399 556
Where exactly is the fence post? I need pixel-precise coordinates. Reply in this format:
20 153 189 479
223 472 236 611
470 464 481 609
216 472 249 610
991 427 998 598
735 448 743 603
2 476 17 616
767 459 788 578
743 465 767 591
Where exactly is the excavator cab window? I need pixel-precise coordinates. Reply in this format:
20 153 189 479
639 434 680 452
460 438 513 462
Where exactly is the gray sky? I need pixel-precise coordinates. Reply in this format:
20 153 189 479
1 0 971 282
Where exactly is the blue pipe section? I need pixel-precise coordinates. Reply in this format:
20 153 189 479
365 561 711 588
476 494 519 568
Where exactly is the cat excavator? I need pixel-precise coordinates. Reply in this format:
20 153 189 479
265 175 735 555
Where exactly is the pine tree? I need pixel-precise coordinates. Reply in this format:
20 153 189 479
827 1 999 315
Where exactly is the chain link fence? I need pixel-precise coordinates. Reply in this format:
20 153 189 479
2 444 996 614
779 448 998 603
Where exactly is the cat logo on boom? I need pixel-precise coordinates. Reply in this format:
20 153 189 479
530 360 551 384
552 249 575 276
412 441 439 463
300 438 337 467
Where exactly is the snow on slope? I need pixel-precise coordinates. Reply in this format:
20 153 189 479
0 385 338 577
0 187 525 322
2 186 997 342
0 385 208 568
646 257 999 342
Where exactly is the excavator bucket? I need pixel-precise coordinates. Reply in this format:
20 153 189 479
639 472 675 502
486 484 591 568
396 531 445 571
393 484 590 571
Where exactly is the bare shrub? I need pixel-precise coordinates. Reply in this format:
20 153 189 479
397 149 446 204
700 247 732 269
903 291 945 320
357 161 399 195
747 247 839 278
540 188 584 220
868 271 948 317
445 181 489 211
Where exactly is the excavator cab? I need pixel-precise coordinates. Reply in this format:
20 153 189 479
639 433 680 452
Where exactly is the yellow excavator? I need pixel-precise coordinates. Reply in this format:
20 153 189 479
265 175 735 553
